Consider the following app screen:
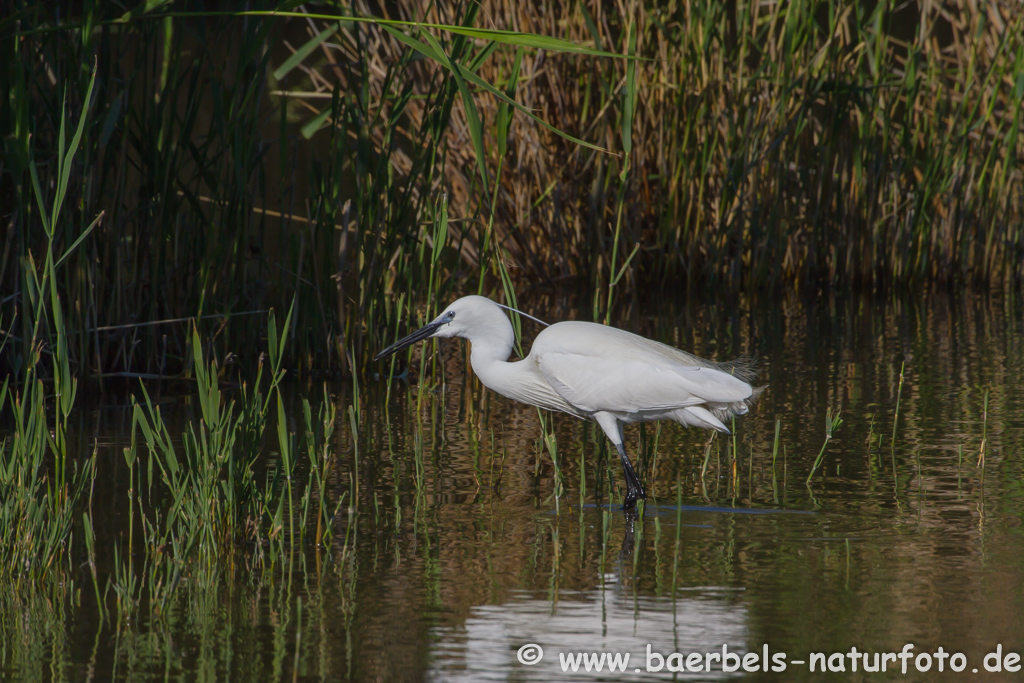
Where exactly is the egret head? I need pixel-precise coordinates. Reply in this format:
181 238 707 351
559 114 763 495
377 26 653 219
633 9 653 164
373 296 515 361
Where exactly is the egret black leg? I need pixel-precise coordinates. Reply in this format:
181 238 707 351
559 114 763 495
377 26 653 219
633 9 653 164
615 443 646 510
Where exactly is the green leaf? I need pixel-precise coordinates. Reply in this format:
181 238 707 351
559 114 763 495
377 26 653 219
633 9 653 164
497 49 523 157
54 210 103 271
468 39 501 73
280 297 295 351
496 249 523 357
300 106 333 139
268 308 279 368
28 152 51 237
438 25 617 57
621 18 638 159
433 193 450 266
268 299 295 379
273 22 338 80
610 243 641 286
422 31 488 198
381 25 609 154
54 63 98 230
118 0 174 23
579 3 603 51
275 394 290 463
240 11 632 60
191 325 218 428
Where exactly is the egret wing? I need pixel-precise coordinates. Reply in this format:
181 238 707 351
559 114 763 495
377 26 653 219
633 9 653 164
533 322 752 415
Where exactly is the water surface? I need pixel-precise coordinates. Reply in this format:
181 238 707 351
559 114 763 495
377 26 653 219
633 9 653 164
3 289 1023 682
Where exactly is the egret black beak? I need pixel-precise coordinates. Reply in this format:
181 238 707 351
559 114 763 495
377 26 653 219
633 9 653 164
374 320 444 361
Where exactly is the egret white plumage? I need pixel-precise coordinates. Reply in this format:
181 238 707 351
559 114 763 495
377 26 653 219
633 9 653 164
374 296 760 509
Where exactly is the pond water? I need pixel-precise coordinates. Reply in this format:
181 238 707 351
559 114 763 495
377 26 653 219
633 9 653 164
3 288 1024 682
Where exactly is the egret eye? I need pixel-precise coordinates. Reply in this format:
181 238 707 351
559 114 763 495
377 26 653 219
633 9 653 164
446 311 455 320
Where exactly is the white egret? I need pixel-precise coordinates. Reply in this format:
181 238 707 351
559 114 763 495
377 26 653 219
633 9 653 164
375 295 760 509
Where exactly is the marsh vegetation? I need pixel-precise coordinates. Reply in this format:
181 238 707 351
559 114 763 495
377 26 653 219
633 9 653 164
1 1 1022 679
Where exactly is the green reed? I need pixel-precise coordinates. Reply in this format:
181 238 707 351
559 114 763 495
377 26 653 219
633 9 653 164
700 434 716 482
891 362 906 451
1 65 99 587
806 408 844 484
672 475 682 599
770 417 783 500
770 417 778 471
301 387 340 547
100 304 362 622
979 388 989 483
5 2 1021 390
